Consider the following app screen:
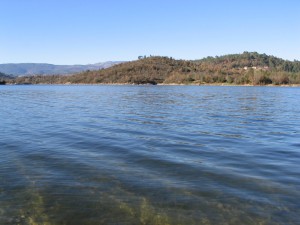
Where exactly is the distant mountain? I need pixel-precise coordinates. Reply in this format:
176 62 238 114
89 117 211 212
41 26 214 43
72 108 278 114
0 61 124 76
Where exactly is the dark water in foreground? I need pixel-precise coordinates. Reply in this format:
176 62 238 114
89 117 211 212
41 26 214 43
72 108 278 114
0 85 300 225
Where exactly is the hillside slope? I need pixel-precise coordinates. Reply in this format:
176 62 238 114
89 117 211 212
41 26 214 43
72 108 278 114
196 52 300 73
12 52 300 85
0 71 14 84
66 52 300 85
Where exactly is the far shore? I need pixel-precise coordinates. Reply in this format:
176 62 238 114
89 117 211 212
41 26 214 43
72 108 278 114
5 82 300 87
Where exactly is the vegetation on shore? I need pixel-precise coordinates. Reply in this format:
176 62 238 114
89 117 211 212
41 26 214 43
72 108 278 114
0 72 13 84
4 52 300 85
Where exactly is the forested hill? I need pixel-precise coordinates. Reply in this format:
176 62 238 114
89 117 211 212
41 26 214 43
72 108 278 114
196 52 300 73
9 52 300 85
65 57 193 84
0 71 13 84
0 71 13 79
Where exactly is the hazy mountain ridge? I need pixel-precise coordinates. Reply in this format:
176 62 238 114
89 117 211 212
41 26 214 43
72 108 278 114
0 61 124 76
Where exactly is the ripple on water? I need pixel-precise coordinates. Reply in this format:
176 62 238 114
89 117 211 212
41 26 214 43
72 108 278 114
0 85 300 224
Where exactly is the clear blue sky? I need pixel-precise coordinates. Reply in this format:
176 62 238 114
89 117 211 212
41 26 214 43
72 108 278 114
1 0 299 64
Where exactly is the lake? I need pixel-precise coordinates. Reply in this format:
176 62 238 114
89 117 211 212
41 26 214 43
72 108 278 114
0 85 300 225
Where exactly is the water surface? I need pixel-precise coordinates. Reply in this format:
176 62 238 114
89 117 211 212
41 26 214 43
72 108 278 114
0 85 300 224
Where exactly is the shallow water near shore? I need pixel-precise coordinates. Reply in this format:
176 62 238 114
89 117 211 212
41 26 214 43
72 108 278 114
0 85 300 224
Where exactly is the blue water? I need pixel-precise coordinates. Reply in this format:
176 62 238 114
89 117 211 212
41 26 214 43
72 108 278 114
0 85 300 225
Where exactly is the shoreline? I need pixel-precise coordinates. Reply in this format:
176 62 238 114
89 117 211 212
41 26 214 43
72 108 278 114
5 82 300 87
